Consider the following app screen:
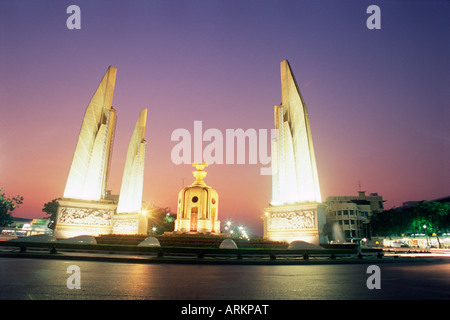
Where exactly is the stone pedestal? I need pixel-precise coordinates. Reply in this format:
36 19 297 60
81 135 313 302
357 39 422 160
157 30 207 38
263 202 327 245
54 198 116 239
54 198 148 239
112 213 148 235
175 218 221 234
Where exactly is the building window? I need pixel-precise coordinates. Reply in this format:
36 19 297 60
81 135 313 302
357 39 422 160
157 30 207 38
192 196 198 203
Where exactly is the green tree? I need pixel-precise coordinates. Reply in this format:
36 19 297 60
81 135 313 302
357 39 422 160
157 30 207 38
42 198 60 230
42 198 59 221
0 187 23 226
371 201 450 247
371 208 411 237
411 201 450 248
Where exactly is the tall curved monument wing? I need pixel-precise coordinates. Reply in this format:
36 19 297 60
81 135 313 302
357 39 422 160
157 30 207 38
63 66 117 201
117 109 148 214
56 67 149 238
272 60 321 205
264 60 326 245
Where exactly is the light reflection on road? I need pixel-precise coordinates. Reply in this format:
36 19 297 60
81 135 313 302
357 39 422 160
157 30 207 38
0 257 449 300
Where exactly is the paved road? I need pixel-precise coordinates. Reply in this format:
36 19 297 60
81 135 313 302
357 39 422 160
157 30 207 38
0 256 449 300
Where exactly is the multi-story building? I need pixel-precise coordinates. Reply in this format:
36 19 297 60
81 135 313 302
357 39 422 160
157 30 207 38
325 191 385 242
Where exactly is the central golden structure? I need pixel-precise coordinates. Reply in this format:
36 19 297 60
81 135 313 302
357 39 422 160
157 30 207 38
173 163 221 234
263 60 327 245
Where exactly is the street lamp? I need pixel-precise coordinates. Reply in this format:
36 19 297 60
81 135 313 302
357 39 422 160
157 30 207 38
361 238 367 247
423 225 429 248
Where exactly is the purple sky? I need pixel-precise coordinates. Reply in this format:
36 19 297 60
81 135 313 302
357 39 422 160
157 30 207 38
1 1 448 236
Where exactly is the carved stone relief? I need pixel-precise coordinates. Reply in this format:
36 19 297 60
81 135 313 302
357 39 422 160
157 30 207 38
268 210 316 230
58 207 113 226
112 219 138 232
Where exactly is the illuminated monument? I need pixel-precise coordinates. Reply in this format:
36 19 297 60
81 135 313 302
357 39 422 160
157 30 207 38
263 60 327 245
63 66 117 201
54 66 148 238
173 163 221 234
113 108 148 235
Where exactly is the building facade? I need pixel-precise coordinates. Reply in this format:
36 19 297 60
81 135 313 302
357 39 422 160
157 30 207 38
325 191 384 242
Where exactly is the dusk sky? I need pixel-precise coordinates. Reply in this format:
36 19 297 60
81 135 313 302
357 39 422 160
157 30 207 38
1 1 448 236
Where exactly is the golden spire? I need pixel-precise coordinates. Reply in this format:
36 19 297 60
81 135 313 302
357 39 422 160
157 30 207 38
191 163 208 186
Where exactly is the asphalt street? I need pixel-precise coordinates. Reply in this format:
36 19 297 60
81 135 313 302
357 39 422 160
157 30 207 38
0 256 449 300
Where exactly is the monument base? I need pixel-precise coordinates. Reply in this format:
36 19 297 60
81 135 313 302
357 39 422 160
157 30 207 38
262 202 327 245
174 218 221 235
54 198 116 239
54 198 149 239
164 230 226 237
112 213 148 235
